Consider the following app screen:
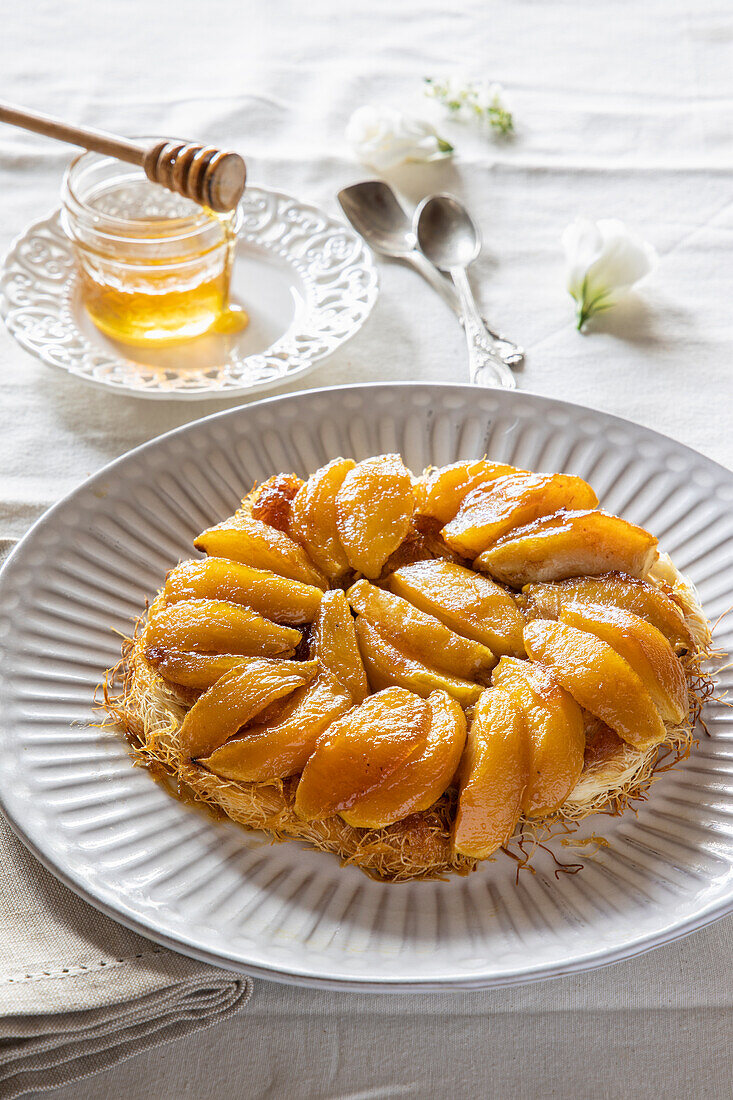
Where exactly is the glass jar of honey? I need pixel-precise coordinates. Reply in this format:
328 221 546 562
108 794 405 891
61 148 247 346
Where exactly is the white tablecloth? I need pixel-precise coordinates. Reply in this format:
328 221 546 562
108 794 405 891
1 1 732 1096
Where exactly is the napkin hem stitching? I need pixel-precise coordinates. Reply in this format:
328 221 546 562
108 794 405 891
1 949 169 984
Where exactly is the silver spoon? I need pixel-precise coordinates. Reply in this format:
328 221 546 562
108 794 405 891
415 193 517 389
338 181 523 368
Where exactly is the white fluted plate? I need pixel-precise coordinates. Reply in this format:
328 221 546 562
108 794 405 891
0 384 731 990
0 188 377 399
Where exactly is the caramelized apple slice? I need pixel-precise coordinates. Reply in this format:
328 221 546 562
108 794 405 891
313 590 368 703
417 459 520 523
355 617 483 706
289 458 355 579
199 671 353 782
341 692 467 828
443 472 598 558
523 619 666 750
347 579 495 679
145 647 255 691
335 454 415 578
146 598 302 657
194 515 326 589
179 659 316 758
453 684 529 859
559 602 687 725
523 573 694 654
294 687 429 820
388 559 525 657
164 558 322 624
476 510 659 586
491 657 585 816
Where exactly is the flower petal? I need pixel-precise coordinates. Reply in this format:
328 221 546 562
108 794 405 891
562 217 603 299
584 220 658 302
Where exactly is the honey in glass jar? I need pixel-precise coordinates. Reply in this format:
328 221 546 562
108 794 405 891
61 148 247 346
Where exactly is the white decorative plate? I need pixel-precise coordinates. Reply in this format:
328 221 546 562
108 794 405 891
0 188 377 399
0 384 731 991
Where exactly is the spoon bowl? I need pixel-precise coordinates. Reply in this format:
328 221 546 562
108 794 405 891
338 181 415 257
415 193 482 272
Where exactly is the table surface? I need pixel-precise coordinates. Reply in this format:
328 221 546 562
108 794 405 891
2 1 732 1097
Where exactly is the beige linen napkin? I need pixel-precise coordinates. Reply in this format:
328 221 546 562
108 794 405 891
0 541 252 1098
0 816 252 1100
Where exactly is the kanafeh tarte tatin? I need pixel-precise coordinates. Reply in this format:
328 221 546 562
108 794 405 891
104 455 714 881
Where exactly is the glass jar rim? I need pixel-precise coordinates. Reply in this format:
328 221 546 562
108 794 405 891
62 142 229 236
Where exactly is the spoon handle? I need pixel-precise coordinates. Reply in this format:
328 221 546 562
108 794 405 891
405 251 523 367
450 267 517 390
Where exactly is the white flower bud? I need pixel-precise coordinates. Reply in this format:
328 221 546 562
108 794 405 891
562 217 658 330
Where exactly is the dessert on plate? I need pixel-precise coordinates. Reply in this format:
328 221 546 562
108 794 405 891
104 455 714 881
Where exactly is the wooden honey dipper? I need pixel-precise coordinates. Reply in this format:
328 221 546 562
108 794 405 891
0 100 246 213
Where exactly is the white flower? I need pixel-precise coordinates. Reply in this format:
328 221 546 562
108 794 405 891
562 217 658 330
345 105 453 170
